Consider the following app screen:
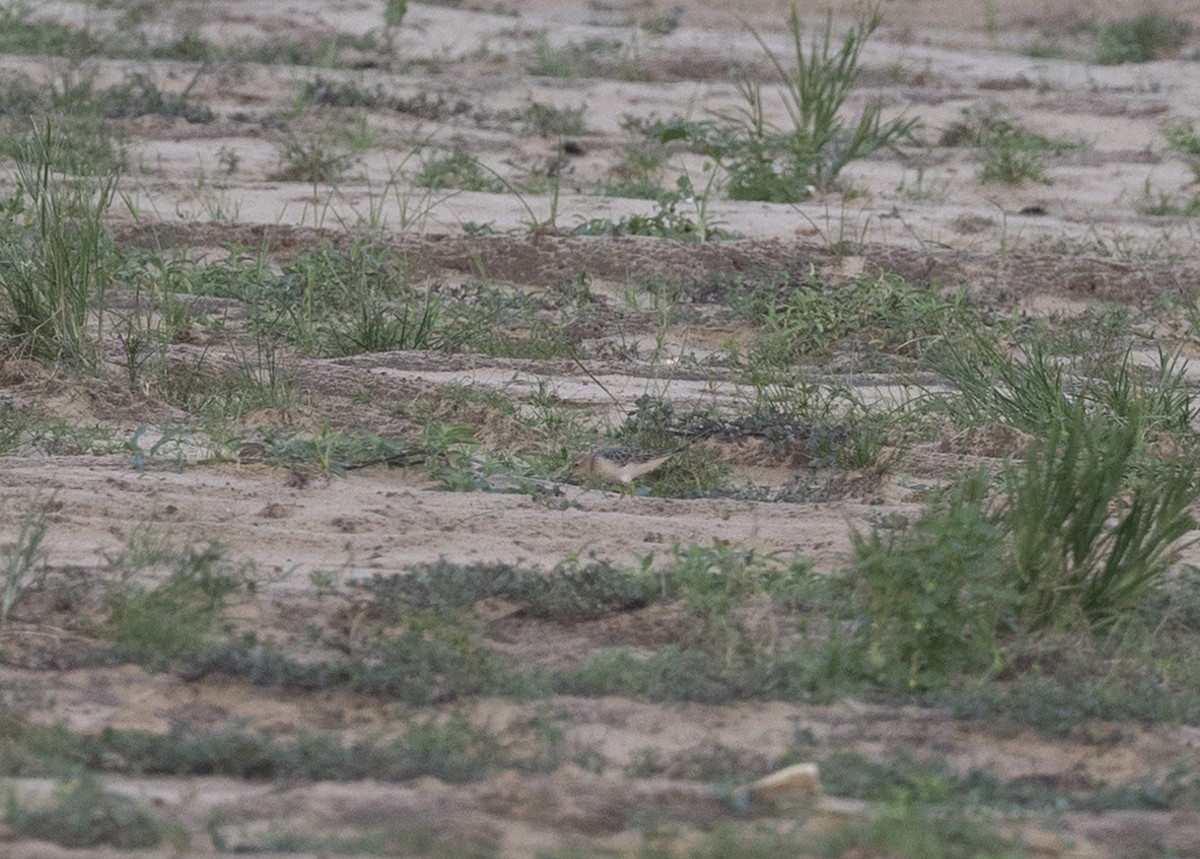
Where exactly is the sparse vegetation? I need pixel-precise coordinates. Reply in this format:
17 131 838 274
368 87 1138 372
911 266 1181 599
101 531 253 668
4 774 162 849
414 140 507 192
941 106 1074 185
4 2 1200 855
0 499 48 621
269 130 359 183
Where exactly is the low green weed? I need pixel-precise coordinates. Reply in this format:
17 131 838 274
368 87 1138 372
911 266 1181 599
1135 180 1200 217
414 140 507 192
0 3 109 57
942 630 1198 733
183 610 497 705
209 823 498 858
817 800 1020 859
1164 121 1200 181
574 177 734 241
0 3 383 67
359 556 657 621
101 532 252 668
521 100 588 136
102 69 214 123
192 243 447 357
10 714 558 785
269 131 358 182
964 106 1075 181
848 473 1012 687
255 425 412 475
526 33 639 79
736 271 982 366
941 106 1072 185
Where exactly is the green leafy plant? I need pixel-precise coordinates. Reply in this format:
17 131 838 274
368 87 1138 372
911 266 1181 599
413 140 506 192
848 473 1013 687
714 7 918 200
573 175 731 241
256 425 413 475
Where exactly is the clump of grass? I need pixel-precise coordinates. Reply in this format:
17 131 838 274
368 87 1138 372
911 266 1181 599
1094 11 1191 64
817 799 1019 859
1164 121 1200 181
736 270 984 368
0 3 109 57
1135 180 1200 218
1007 407 1196 631
0 121 119 366
933 336 1196 438
526 33 638 79
101 69 215 123
714 7 918 201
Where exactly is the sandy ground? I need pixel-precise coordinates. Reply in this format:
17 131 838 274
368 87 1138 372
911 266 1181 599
5 0 1200 856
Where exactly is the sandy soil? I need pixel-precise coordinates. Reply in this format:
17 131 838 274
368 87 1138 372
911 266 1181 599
5 0 1200 856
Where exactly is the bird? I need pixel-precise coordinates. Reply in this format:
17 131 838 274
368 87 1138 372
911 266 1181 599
572 445 678 485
